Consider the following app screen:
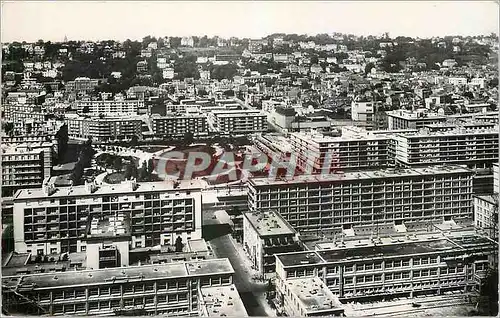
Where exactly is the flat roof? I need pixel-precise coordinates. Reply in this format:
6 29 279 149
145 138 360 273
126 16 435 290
317 239 457 263
276 251 325 267
399 127 498 138
248 165 473 187
187 238 209 253
386 110 447 120
292 131 389 143
3 258 233 290
287 277 343 314
200 285 248 317
14 179 203 201
243 210 296 237
474 194 498 205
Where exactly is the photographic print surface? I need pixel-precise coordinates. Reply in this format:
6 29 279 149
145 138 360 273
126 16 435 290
1 1 499 317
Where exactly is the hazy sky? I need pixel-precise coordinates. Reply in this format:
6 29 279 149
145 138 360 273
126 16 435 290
1 1 499 42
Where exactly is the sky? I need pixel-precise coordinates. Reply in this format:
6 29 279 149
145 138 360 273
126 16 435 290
1 1 499 43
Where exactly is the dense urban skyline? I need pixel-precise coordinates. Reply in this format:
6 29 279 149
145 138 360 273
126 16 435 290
1 1 499 42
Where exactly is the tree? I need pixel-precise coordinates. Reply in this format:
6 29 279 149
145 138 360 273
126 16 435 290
124 162 138 180
113 157 123 172
175 236 184 252
70 161 84 185
130 135 139 147
364 62 375 75
2 122 14 136
184 132 194 145
147 159 154 174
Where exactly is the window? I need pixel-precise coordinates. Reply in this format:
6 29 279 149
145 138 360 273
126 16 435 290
345 265 354 272
356 276 364 284
89 288 99 297
374 274 382 281
374 262 382 270
344 277 353 285
402 260 410 267
413 259 421 266
402 272 410 279
385 273 393 281
421 258 429 265
430 269 438 276
80 246 86 252
385 261 393 269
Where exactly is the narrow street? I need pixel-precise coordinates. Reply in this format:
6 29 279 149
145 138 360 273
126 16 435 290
204 213 275 316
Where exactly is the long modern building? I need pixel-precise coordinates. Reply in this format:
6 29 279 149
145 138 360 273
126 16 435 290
209 109 267 135
392 126 499 169
274 231 496 304
386 109 447 130
75 99 144 116
65 116 143 141
2 258 247 317
248 166 474 234
289 130 393 173
152 114 209 138
13 179 203 255
65 77 100 93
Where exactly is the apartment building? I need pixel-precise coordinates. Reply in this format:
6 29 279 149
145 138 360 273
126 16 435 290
65 116 143 141
65 77 99 93
243 210 301 278
494 163 499 194
248 166 474 234
274 231 496 304
392 126 499 169
3 104 47 132
75 99 143 116
209 110 267 135
290 130 393 173
152 114 209 138
351 97 380 122
13 180 203 255
1 147 50 197
474 195 498 239
386 109 447 130
2 258 247 317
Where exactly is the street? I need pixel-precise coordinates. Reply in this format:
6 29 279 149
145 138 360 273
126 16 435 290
204 214 275 316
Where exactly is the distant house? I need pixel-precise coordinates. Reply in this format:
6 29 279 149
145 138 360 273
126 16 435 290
137 61 148 73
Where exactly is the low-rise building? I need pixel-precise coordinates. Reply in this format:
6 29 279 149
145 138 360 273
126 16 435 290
277 277 344 317
243 210 301 278
275 231 496 303
2 258 245 316
474 195 498 239
386 109 447 130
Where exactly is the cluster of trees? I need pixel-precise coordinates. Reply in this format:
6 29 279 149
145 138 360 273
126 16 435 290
55 124 69 164
70 138 95 185
174 54 199 80
209 63 238 80
138 159 155 182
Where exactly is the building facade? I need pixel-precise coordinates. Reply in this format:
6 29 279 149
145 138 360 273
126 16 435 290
65 116 143 141
386 110 447 130
289 130 393 173
242 210 301 278
75 100 143 116
2 258 246 316
209 110 267 135
152 114 209 138
274 231 496 303
248 166 474 234
13 180 203 255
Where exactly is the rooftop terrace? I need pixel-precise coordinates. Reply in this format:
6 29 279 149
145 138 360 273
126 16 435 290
287 277 343 314
200 285 248 317
243 210 296 237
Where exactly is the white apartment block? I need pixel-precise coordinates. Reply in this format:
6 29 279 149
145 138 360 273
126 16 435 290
75 99 143 116
12 180 203 255
392 126 499 169
65 116 143 141
2 147 50 197
248 166 474 234
65 77 99 92
152 114 209 138
209 110 267 135
289 130 393 173
448 77 467 86
473 195 498 237
351 98 379 122
386 109 447 130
